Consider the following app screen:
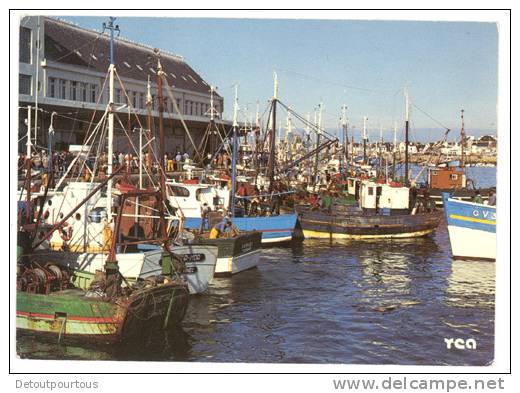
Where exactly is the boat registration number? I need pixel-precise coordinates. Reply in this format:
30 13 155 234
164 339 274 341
181 253 206 263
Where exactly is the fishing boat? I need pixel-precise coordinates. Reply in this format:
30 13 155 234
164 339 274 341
37 181 217 294
193 230 263 276
16 272 189 344
170 180 299 244
442 192 496 261
297 180 442 239
425 110 492 206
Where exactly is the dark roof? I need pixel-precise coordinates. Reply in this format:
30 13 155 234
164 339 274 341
44 17 219 97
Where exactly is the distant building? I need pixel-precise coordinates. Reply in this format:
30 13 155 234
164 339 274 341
475 135 497 149
18 16 226 156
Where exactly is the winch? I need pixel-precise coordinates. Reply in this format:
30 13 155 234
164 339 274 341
17 264 71 294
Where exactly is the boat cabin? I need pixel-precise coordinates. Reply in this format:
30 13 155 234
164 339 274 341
166 181 230 218
428 165 466 189
359 181 410 215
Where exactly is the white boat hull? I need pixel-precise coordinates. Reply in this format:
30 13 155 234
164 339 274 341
446 225 496 261
37 245 218 294
214 249 261 275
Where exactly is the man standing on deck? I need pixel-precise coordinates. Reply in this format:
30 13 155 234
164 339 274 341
209 216 233 239
473 190 484 204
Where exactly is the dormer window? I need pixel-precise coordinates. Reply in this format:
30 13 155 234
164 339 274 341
188 75 198 84
123 61 131 68
74 50 82 57
90 53 98 61
136 64 143 71
170 73 177 79
181 75 188 81
149 67 156 74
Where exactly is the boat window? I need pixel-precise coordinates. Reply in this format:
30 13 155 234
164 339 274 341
170 186 190 197
75 213 81 221
450 174 458 180
195 189 202 201
368 187 374 196
47 199 52 206
432 170 438 175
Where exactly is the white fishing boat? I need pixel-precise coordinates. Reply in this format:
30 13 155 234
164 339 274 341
442 192 496 261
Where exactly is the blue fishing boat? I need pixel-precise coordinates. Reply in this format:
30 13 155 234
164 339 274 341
184 213 299 244
442 192 496 261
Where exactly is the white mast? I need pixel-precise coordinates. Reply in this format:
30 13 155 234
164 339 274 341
107 63 114 220
393 121 397 153
363 116 368 164
26 106 32 157
209 85 215 122
318 102 323 133
34 16 41 146
104 17 119 222
255 100 260 128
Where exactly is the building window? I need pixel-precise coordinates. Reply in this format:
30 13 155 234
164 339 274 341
89 84 97 103
19 74 31 95
195 102 199 116
70 81 78 101
48 77 56 98
19 27 31 64
80 82 88 102
139 93 144 109
151 95 156 110
58 79 67 99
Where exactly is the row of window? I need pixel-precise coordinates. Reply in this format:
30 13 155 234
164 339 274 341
21 75 221 117
48 77 98 103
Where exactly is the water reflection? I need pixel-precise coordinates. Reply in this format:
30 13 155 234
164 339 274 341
445 260 495 308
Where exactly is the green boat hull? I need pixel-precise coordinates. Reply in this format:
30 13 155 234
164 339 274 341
16 284 189 344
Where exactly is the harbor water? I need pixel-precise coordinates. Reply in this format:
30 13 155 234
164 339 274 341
16 167 496 365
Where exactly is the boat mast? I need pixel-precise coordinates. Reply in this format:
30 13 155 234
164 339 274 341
460 109 465 171
34 16 40 147
156 56 167 204
393 121 397 179
104 17 119 223
313 102 322 188
26 105 32 158
341 105 348 173
230 84 239 217
363 116 368 165
379 123 383 177
404 87 410 186
267 72 278 192
48 112 56 188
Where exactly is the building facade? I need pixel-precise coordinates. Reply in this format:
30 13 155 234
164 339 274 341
18 16 226 157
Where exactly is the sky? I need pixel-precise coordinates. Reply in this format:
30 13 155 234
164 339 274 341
63 16 498 143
